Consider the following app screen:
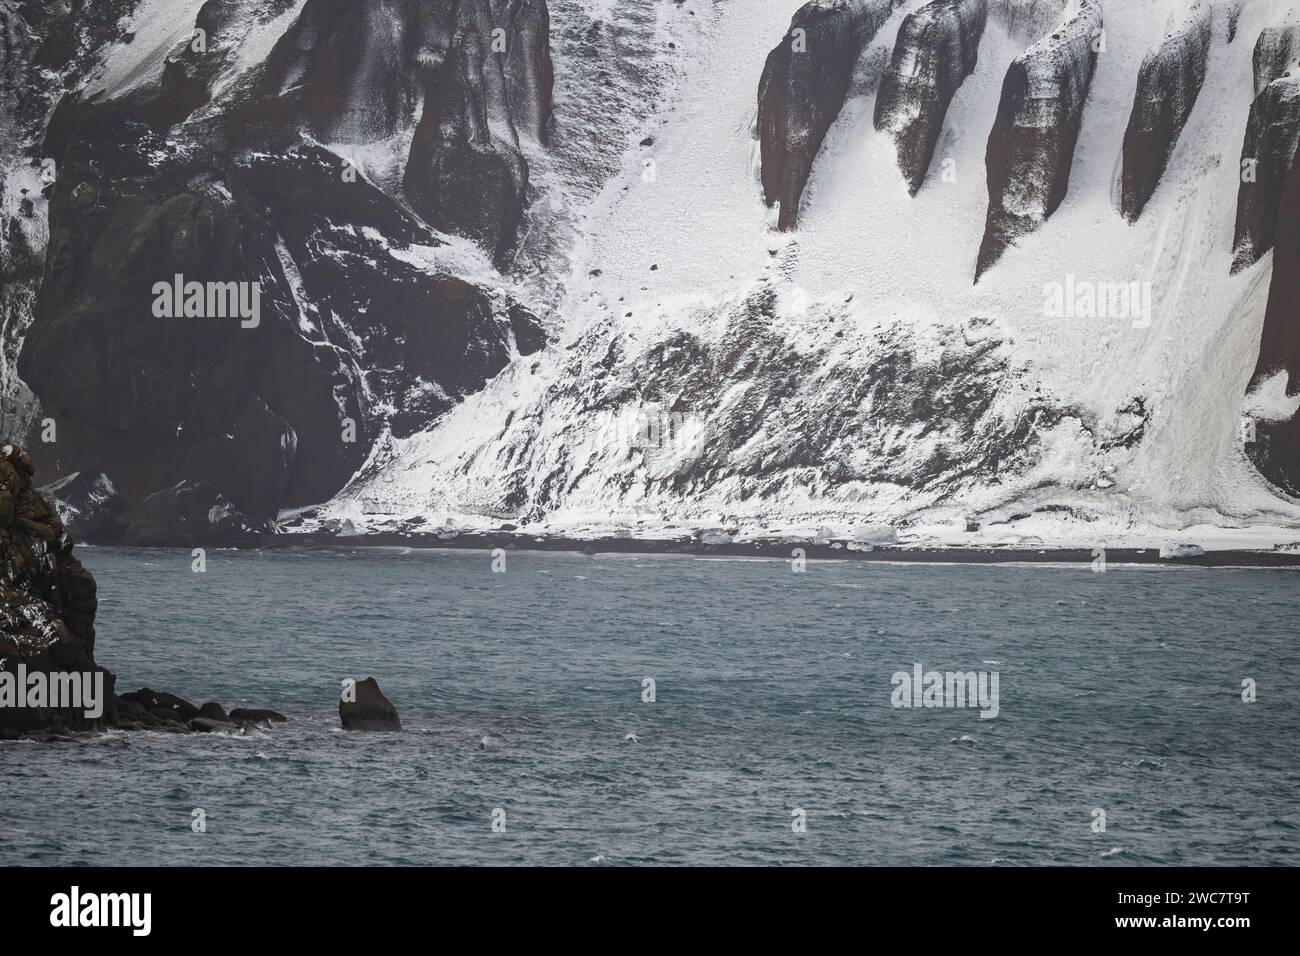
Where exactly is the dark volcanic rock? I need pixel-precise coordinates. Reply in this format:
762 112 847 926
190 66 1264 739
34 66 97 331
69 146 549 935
37 471 127 544
189 716 241 733
404 73 529 263
1120 0 1211 221
987 0 1067 46
976 0 1101 280
246 0 551 258
18 104 367 514
340 676 401 731
402 0 543 261
119 479 266 548
509 303 547 355
1232 66 1300 272
120 687 201 722
1253 21 1300 95
759 0 894 230
22 112 528 528
1245 138 1300 495
497 0 555 144
0 444 112 733
197 701 230 722
875 0 988 195
229 707 287 723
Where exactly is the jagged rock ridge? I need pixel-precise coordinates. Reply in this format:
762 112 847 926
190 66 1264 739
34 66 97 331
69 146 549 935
976 0 1101 280
758 0 895 230
1245 137 1300 496
1120 0 1212 222
875 0 988 195
1232 73 1300 271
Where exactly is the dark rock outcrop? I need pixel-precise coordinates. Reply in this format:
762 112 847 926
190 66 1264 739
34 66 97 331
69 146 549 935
115 687 281 734
16 2 554 541
976 0 1101 280
509 303 547 355
151 0 304 128
0 443 110 734
229 707 287 723
0 448 284 739
1120 0 1212 221
242 0 551 258
340 676 401 731
402 0 550 261
119 480 267 548
37 471 127 544
120 687 201 723
1245 139 1300 495
759 0 895 230
875 0 988 194
987 0 1067 46
197 701 230 722
21 120 532 541
1232 64 1300 272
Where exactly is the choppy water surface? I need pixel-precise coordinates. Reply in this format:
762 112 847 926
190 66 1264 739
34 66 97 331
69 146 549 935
2 547 1297 865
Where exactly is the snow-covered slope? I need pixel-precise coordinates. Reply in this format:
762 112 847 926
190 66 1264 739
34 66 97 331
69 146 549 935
294 0 1300 550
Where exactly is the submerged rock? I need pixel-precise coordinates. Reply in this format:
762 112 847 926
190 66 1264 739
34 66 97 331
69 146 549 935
340 676 402 731
875 0 988 194
758 0 895 230
976 0 1101 279
1120 1 1212 221
229 707 288 724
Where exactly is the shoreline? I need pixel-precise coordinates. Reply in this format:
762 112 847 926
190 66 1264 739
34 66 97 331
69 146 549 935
247 531 1300 568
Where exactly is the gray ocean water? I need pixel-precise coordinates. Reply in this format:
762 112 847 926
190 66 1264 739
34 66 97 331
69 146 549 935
1 546 1297 865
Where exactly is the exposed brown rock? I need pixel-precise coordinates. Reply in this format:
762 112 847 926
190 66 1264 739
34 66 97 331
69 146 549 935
1231 65 1300 272
758 0 895 230
1120 0 1211 221
975 0 1101 280
875 0 988 195
1245 138 1300 495
340 676 401 731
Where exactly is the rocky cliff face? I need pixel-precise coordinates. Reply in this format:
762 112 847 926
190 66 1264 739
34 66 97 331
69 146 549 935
975 0 1100 280
759 0 894 230
11 0 553 543
1120 0 1212 222
1 443 286 736
1233 25 1300 272
1246 137 1300 496
875 0 987 195
0 0 143 442
0 443 108 734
